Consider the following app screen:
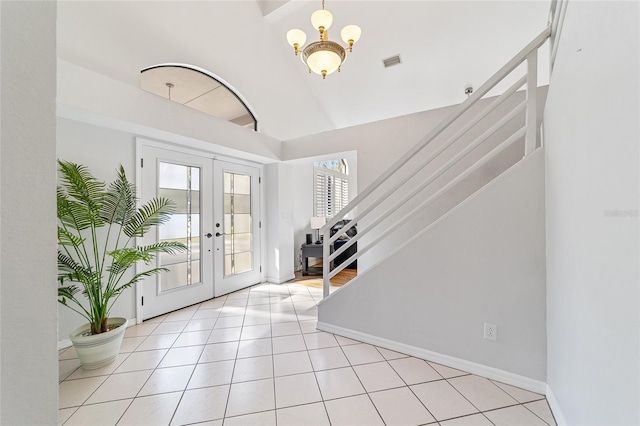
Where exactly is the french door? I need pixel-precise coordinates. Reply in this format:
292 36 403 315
138 143 261 320
213 160 261 296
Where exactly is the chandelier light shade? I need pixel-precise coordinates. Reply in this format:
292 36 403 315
286 0 361 79
286 29 307 50
340 25 362 51
310 9 333 32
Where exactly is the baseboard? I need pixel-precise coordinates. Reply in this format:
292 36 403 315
317 321 547 394
266 274 295 284
58 339 72 350
58 317 138 350
545 384 567 426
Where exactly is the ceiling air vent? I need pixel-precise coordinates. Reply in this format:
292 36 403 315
383 55 402 68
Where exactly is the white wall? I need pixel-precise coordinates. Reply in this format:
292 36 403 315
0 1 58 423
544 2 639 424
290 162 314 270
58 60 283 164
318 149 547 386
282 103 453 187
264 163 295 283
56 118 139 341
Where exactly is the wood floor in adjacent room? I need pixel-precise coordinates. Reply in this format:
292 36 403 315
292 269 357 289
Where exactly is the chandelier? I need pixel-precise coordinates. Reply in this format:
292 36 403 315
286 0 361 79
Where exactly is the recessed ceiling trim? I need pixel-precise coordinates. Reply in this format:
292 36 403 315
140 63 258 132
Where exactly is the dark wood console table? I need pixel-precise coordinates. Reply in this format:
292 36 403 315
301 243 324 276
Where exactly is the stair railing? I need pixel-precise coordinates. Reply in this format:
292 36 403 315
549 0 569 73
320 27 551 298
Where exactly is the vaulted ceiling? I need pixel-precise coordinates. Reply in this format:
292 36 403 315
57 1 550 141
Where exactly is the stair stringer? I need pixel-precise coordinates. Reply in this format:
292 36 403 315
318 149 547 392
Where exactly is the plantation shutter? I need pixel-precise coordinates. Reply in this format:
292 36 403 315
314 168 349 218
314 171 328 217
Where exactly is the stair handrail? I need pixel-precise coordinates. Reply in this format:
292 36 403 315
321 27 551 297
549 0 568 73
325 73 528 250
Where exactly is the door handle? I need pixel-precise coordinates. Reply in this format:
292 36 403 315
216 232 225 237
205 233 213 238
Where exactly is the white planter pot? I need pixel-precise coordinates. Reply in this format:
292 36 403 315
70 317 128 370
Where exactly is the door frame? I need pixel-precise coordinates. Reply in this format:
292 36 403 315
135 138 265 324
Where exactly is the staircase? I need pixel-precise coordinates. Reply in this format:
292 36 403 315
314 1 567 391
318 27 550 297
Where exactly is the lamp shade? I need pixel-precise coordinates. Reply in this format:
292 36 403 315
286 29 307 47
340 25 361 44
310 216 327 230
311 9 333 31
306 49 342 76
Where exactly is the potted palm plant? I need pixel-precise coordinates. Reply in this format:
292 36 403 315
57 160 186 369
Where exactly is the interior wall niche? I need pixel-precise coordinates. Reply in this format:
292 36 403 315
140 64 257 131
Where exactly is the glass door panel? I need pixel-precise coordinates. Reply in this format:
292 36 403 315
139 144 214 320
214 161 261 296
157 162 200 291
223 172 253 276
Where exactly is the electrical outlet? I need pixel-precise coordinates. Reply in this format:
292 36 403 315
484 323 497 341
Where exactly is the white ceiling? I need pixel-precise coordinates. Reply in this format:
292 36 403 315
57 0 551 141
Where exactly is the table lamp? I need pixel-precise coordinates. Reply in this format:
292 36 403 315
310 216 326 244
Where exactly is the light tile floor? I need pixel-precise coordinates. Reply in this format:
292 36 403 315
59 283 557 426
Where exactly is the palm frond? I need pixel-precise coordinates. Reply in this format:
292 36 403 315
57 251 87 279
58 284 80 300
57 160 105 229
58 191 97 231
139 241 188 256
57 226 85 248
58 284 93 324
100 165 137 225
57 251 102 301
107 241 187 276
106 267 169 300
123 197 176 238
58 160 106 204
107 247 152 277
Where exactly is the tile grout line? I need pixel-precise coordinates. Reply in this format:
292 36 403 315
165 299 222 425
520 399 556 426
270 286 278 426
60 320 164 423
61 349 137 412
443 374 528 425
220 291 249 423
59 282 557 426
58 406 80 426
332 334 388 424
58 291 227 423
373 344 441 424
441 373 497 425
296 290 333 426
132 304 196 425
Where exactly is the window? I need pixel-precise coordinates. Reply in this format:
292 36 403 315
314 159 349 218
